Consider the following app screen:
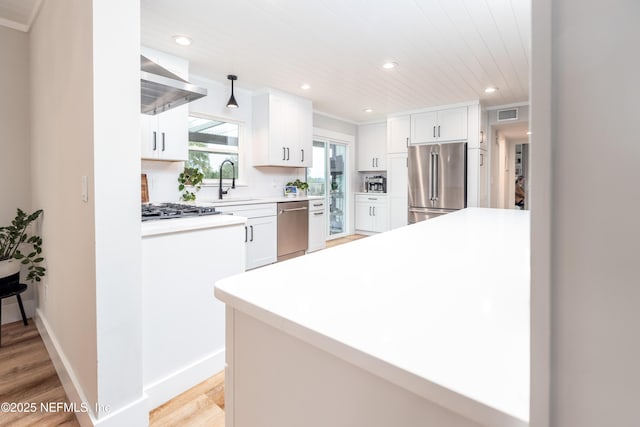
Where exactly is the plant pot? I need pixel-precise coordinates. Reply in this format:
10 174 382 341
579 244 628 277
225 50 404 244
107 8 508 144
0 259 20 287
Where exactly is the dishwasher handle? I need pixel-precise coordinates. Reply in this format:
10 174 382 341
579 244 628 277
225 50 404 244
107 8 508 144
279 206 308 214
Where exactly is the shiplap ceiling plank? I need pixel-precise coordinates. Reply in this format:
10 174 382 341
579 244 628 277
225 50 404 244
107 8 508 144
0 0 40 32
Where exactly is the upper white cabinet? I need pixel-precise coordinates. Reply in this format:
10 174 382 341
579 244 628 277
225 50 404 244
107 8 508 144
466 104 486 150
411 106 468 144
357 122 386 171
253 90 313 167
141 105 189 161
387 115 411 154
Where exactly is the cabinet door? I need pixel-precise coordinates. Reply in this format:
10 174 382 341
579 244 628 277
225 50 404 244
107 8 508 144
371 201 388 233
296 98 313 168
141 114 158 159
355 200 374 231
387 115 410 153
357 122 387 171
268 95 291 166
157 104 189 161
437 107 468 142
308 209 326 252
246 216 277 270
411 111 438 144
388 153 408 229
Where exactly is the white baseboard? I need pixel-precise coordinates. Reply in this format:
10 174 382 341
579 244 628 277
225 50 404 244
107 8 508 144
1 298 35 324
35 309 150 427
144 348 225 410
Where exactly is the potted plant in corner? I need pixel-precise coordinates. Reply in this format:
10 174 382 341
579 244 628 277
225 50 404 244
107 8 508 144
178 166 204 202
286 179 309 197
0 209 46 286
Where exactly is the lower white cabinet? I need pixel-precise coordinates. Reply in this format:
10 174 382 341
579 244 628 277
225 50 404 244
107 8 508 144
355 194 388 233
308 199 326 253
217 204 277 270
387 153 408 229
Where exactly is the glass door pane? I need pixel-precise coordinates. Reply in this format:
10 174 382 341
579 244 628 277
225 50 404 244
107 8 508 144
307 141 326 196
329 143 346 236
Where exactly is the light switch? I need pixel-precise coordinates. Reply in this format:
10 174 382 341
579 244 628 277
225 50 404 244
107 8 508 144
81 176 89 202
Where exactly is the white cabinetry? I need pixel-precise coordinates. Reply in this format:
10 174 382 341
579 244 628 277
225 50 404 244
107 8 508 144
467 149 489 208
141 105 189 161
387 115 411 154
217 204 277 270
357 122 386 171
387 153 408 229
307 199 326 253
253 90 313 167
355 194 388 233
411 107 468 144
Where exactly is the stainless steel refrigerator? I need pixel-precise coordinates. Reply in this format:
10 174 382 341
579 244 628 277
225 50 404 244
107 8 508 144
408 142 466 223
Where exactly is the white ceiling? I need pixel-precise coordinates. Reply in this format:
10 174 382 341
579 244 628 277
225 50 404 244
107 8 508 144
0 0 40 32
495 121 529 141
0 0 530 124
142 0 530 123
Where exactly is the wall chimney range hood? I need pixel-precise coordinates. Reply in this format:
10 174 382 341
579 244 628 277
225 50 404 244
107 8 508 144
140 55 207 115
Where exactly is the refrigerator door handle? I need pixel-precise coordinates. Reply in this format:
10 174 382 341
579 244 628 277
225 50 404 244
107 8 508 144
429 151 435 201
434 152 439 201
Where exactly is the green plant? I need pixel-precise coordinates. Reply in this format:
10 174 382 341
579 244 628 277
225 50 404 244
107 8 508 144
286 179 309 191
0 209 46 282
178 167 204 201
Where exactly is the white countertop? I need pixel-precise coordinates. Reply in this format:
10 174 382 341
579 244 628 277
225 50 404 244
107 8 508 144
141 214 246 237
215 208 530 426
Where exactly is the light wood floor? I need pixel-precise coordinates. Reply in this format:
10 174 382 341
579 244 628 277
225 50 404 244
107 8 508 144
0 319 79 427
1 234 366 426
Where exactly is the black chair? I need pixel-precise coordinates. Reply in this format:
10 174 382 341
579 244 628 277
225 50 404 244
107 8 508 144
0 272 28 347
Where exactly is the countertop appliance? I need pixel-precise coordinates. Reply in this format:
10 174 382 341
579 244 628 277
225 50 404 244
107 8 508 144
277 200 309 262
141 203 220 221
408 142 466 223
365 175 386 193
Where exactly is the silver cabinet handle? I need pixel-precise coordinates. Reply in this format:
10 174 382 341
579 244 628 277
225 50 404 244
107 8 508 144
433 126 436 138
280 207 308 213
153 131 157 151
301 149 304 162
313 211 324 216
480 153 484 166
162 132 166 151
367 197 377 201
244 226 248 243
438 125 441 138
369 206 372 216
283 147 286 160
372 206 376 216
286 147 290 160
406 136 409 146
313 203 323 207
249 225 254 242
372 158 375 168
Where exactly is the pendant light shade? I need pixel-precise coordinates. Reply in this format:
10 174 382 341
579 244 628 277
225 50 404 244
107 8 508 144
226 75 239 109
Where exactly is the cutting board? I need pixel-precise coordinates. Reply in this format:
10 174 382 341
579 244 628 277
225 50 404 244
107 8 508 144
141 174 149 203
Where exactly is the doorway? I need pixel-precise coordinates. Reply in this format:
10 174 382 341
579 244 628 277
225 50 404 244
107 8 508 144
306 139 349 239
489 120 530 210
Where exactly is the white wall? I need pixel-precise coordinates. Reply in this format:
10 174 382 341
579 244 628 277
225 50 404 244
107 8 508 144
531 0 640 426
0 25 35 322
31 0 146 425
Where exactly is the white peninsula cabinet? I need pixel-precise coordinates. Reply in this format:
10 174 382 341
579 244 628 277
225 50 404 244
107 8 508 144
253 90 313 167
357 122 386 171
411 106 467 144
217 204 277 270
355 194 388 233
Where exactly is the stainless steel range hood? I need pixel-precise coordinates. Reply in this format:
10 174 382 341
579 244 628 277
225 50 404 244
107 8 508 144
141 55 207 115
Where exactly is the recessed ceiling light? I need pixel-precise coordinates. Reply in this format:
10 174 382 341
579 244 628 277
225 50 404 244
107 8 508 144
382 62 397 70
301 84 311 90
484 86 498 93
173 35 192 46
526 131 532 135
364 108 373 113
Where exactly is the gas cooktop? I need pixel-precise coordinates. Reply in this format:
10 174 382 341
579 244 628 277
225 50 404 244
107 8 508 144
141 203 220 221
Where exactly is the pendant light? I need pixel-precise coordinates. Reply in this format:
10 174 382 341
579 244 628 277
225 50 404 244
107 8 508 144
226 75 239 109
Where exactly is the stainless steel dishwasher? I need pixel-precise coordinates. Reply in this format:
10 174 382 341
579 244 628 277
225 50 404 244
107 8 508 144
277 200 309 262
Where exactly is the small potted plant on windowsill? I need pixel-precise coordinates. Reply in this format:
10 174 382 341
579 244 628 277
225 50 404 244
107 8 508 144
286 179 309 197
0 209 46 287
178 166 205 202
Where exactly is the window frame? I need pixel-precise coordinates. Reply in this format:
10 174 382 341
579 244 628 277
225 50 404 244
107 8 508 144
187 112 247 187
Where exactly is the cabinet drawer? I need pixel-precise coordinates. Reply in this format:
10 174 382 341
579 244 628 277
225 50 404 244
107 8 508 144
355 194 387 203
217 203 277 218
308 199 326 212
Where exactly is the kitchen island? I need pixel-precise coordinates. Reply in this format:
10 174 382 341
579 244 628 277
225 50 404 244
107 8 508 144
215 208 529 427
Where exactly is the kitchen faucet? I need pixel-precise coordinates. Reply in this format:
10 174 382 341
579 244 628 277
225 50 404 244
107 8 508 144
218 159 236 200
